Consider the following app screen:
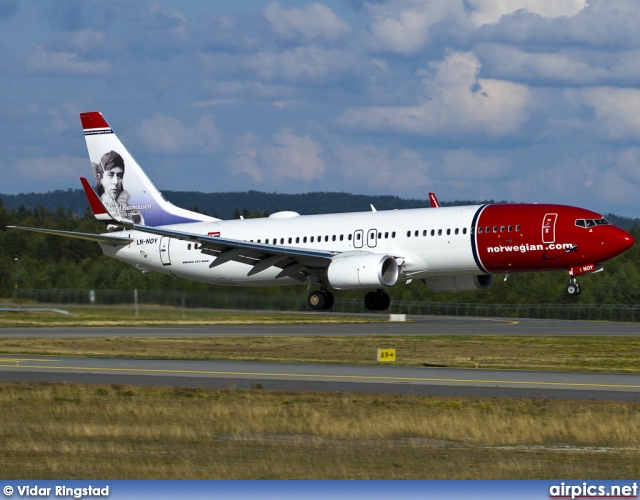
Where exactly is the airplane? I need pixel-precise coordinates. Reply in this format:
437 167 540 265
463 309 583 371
9 112 635 311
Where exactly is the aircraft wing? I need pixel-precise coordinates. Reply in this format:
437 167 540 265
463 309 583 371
7 226 133 245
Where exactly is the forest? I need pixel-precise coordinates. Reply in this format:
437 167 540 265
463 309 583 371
0 195 638 305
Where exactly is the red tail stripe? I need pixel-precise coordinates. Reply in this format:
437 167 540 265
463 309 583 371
80 112 109 130
80 177 108 215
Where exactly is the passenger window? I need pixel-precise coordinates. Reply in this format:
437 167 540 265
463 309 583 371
438 229 442 236
455 228 459 235
446 229 451 235
332 235 336 241
341 235 344 241
296 237 300 243
303 237 307 243
188 244 191 250
463 228 467 235
407 231 411 237
392 232 396 238
325 236 328 242
516 225 521 232
415 230 419 237
423 230 427 236
486 226 490 233
378 232 382 238
431 229 435 236
508 225 513 232
385 232 389 238
310 236 314 243
288 237 292 244
478 227 483 234
500 226 505 233
356 233 361 240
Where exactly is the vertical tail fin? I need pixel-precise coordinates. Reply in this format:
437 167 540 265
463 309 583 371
80 112 217 226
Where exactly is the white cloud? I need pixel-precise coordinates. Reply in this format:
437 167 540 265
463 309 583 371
263 2 349 42
231 129 325 184
263 128 324 182
245 46 357 83
476 44 607 85
134 113 221 155
565 87 640 140
362 0 464 54
333 144 431 193
25 45 110 76
338 51 532 139
477 0 640 49
231 132 263 183
11 155 87 190
468 0 587 26
436 150 512 180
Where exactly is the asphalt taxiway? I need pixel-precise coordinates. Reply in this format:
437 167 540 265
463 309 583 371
1 354 639 401
1 316 639 400
1 315 639 337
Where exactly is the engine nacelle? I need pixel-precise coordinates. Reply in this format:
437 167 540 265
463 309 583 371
328 254 399 290
423 274 493 292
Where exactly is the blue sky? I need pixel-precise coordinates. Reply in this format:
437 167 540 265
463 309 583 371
1 0 640 217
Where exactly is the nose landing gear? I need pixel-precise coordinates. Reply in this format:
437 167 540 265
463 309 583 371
566 278 582 296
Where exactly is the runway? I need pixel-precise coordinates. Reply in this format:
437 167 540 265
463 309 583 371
1 317 639 400
1 315 639 337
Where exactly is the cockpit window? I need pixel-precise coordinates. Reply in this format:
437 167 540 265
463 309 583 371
576 218 611 228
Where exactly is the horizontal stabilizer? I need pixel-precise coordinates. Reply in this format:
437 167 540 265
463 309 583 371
7 226 133 245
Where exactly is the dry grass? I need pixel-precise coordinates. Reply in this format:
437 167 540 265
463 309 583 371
1 335 640 372
0 307 380 327
1 382 639 479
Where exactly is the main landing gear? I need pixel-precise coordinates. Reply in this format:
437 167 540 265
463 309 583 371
364 289 391 311
566 278 582 296
307 289 335 311
307 288 391 312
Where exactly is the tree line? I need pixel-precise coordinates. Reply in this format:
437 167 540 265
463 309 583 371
0 199 638 305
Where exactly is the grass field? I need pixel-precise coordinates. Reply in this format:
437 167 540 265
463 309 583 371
1 334 639 372
2 382 640 479
1 305 639 479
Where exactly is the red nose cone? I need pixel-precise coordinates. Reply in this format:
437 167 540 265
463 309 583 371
614 228 635 256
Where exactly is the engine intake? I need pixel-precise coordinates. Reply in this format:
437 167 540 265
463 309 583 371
328 254 399 290
424 274 493 292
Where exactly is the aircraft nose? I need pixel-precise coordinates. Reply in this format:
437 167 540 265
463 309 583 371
611 227 635 256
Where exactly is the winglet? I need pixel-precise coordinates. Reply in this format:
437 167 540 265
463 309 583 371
428 192 441 208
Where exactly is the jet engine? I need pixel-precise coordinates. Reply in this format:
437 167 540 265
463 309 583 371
423 274 493 292
328 254 399 290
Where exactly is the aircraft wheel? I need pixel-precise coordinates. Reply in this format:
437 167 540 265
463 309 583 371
364 290 391 311
308 290 326 310
322 291 335 310
378 291 391 311
364 291 379 311
566 283 579 296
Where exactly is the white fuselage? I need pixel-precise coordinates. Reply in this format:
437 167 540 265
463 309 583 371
101 205 483 286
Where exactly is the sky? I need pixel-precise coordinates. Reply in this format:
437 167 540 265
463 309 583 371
1 0 640 217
